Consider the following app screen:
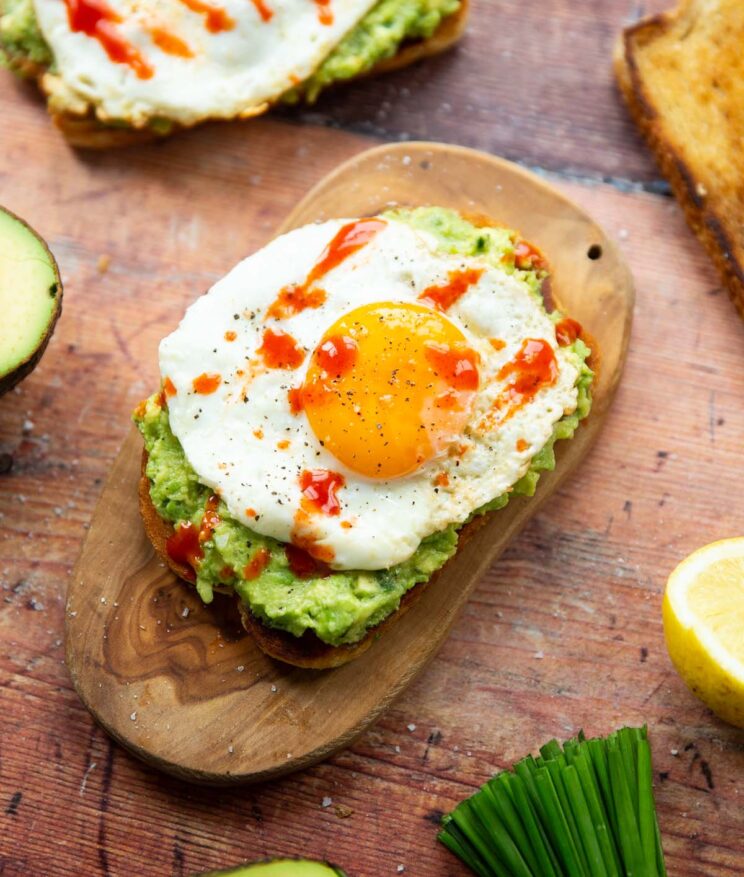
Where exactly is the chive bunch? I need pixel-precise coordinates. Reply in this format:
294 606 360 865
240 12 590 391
439 726 666 877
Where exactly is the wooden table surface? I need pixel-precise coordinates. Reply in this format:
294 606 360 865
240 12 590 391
1 1 742 875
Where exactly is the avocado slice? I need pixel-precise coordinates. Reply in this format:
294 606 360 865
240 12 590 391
0 205 62 396
197 861 347 876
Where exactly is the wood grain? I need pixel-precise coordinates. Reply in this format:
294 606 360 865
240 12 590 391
1 6 743 875
65 143 633 783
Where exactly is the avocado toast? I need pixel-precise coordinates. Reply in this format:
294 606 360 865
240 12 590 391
0 0 468 148
134 207 593 668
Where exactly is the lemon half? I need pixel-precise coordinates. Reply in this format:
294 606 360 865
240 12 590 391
663 538 744 728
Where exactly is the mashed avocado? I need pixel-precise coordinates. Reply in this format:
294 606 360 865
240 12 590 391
134 208 593 646
285 0 460 103
0 0 52 73
0 0 460 107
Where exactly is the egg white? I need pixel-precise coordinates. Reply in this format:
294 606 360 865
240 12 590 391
160 218 582 570
33 0 377 125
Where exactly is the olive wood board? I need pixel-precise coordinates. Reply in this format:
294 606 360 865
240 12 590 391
65 142 634 784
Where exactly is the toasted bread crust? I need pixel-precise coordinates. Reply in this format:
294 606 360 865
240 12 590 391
614 1 744 319
42 3 467 149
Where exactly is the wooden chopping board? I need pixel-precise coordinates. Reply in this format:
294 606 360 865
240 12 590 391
65 143 632 784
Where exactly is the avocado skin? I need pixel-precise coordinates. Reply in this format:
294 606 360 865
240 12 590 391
0 205 62 397
197 860 347 876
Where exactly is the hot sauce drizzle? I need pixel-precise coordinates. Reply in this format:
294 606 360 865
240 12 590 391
64 0 154 79
243 547 270 580
267 219 384 323
177 0 235 33
285 543 331 578
288 387 304 415
250 0 274 22
513 240 547 271
149 26 194 57
299 469 345 516
163 376 177 397
313 0 333 25
555 317 582 347
309 219 385 287
315 334 358 378
166 494 221 576
492 338 558 423
266 285 326 321
199 494 221 543
224 330 237 342
193 372 222 394
419 267 484 311
424 343 480 391
257 328 305 370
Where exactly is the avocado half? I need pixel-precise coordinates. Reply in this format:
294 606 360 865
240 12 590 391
0 206 62 396
197 861 347 876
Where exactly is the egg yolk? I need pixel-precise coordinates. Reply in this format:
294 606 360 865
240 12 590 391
302 302 480 479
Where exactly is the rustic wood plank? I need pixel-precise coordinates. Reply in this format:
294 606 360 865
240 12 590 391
1 26 743 877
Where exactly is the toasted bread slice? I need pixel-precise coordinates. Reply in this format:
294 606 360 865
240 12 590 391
615 0 744 318
43 1 468 149
139 449 487 668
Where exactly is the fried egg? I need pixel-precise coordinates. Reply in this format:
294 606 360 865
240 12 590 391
159 216 582 570
33 0 378 126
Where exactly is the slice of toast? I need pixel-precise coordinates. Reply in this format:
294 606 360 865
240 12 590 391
44 0 468 149
615 0 744 318
139 449 487 669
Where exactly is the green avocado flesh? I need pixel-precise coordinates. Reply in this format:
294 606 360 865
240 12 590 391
0 205 61 394
198 861 345 877
0 0 460 113
134 208 593 648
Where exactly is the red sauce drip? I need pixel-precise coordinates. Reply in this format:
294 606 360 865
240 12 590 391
199 494 221 543
434 472 449 487
315 334 358 378
285 543 331 578
313 0 333 25
288 387 304 415
496 338 558 418
243 547 270 580
224 330 237 342
425 343 480 391
250 0 274 21
266 284 326 321
163 377 177 397
300 469 345 516
513 240 547 271
419 267 484 311
166 522 202 577
555 317 582 347
306 218 385 288
193 372 222 394
266 219 383 323
149 27 194 57
435 391 459 410
516 438 529 452
65 0 154 78
178 0 235 32
257 328 305 370
490 338 506 351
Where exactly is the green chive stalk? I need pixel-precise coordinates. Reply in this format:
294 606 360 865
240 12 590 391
439 726 667 877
